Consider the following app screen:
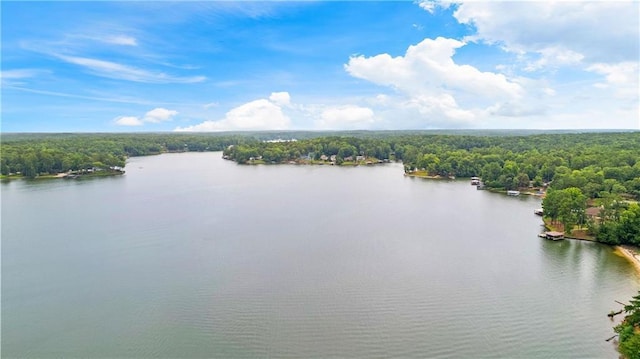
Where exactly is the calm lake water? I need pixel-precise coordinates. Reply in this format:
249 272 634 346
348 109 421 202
2 152 639 358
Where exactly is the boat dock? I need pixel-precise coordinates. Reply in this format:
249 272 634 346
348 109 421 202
538 231 565 240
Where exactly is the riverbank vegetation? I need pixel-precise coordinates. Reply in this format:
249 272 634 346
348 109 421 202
0 133 259 178
541 187 640 245
0 131 390 177
222 131 639 193
615 291 640 359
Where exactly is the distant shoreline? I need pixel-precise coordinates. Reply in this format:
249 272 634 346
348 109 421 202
0 170 124 181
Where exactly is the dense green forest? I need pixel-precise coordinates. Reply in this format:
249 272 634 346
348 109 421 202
2 131 639 246
222 131 640 196
0 131 400 176
0 133 261 177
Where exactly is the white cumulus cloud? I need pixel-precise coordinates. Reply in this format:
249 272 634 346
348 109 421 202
143 107 178 123
587 62 639 87
316 105 375 130
268 91 291 107
416 0 436 13
437 1 639 129
346 37 523 103
408 94 475 121
114 116 143 126
415 0 452 14
587 62 640 100
452 1 639 66
524 47 585 72
175 92 291 131
114 107 179 127
345 37 526 126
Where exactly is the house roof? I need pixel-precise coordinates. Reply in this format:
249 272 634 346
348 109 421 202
546 231 564 237
585 207 601 217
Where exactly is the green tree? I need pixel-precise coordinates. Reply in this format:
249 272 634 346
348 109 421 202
517 172 531 188
337 145 357 160
543 189 562 224
615 291 640 359
559 187 587 232
1 160 9 175
617 204 640 246
481 162 502 185
417 153 440 174
543 187 586 233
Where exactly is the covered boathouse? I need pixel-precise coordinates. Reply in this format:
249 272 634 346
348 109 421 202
539 231 565 240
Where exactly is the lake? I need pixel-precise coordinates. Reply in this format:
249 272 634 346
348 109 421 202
2 152 639 358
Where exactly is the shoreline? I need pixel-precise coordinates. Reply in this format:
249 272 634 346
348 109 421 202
542 218 595 241
404 173 453 180
0 170 124 181
614 246 640 275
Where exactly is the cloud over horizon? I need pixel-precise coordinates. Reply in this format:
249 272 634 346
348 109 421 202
143 108 178 123
315 105 375 130
345 36 527 126
114 116 144 126
175 92 291 131
114 107 179 127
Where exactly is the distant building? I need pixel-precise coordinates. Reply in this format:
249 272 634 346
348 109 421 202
585 207 602 219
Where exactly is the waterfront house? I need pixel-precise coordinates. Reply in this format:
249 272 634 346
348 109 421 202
585 207 602 219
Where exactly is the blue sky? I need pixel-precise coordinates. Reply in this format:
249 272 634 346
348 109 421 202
1 1 638 132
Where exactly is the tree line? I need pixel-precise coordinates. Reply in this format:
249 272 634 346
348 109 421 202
0 133 259 177
0 131 387 177
5 132 638 199
223 131 640 197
